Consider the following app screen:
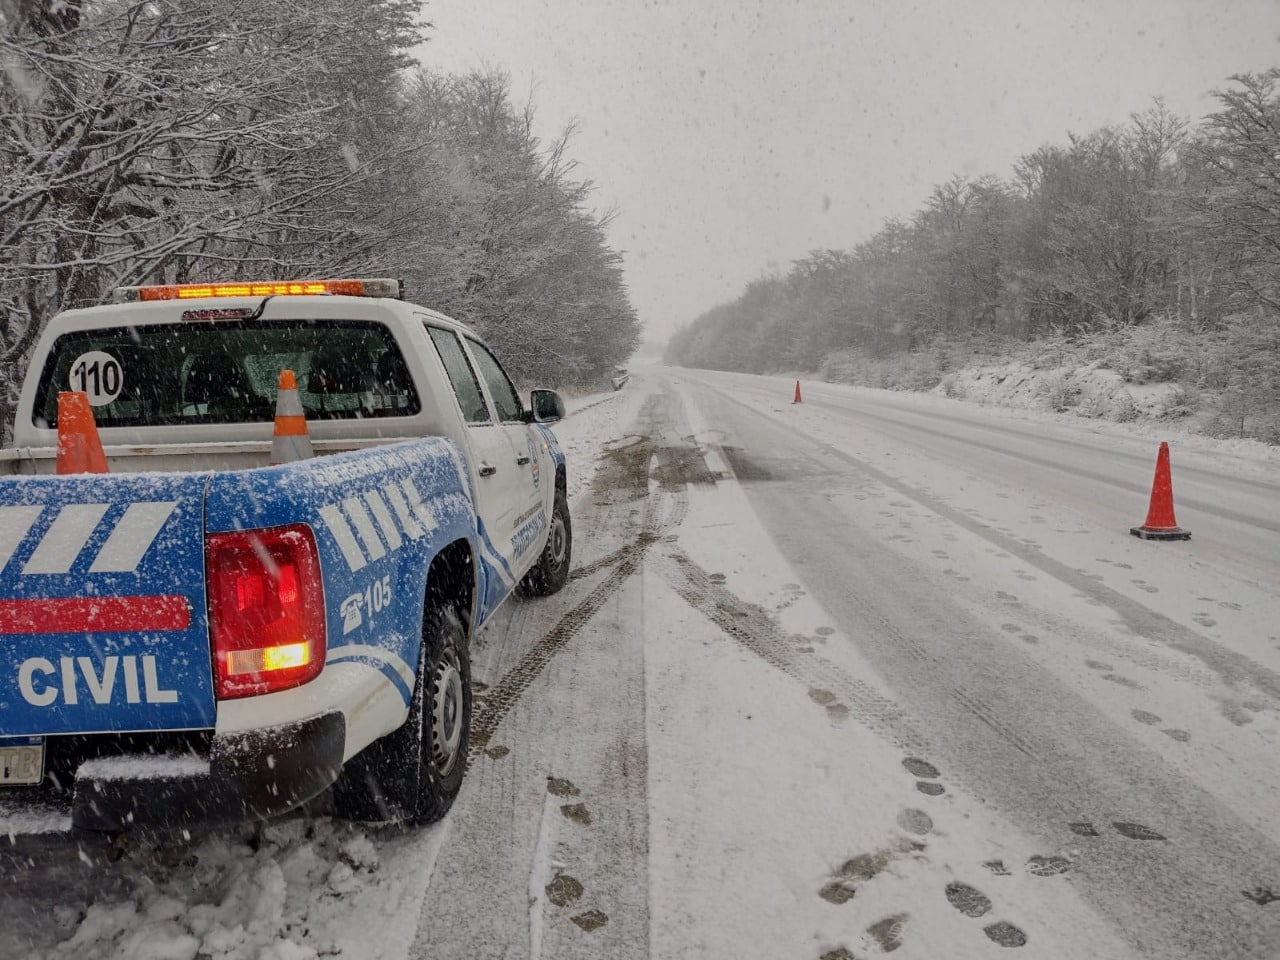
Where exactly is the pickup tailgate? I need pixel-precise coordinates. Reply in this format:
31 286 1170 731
0 472 215 737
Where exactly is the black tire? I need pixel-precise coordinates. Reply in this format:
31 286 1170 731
520 489 571 596
332 604 472 825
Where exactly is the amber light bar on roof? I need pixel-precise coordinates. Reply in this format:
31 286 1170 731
109 278 401 303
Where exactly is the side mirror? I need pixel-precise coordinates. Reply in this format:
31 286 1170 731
529 389 565 424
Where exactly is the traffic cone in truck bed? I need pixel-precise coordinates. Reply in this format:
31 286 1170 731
56 391 108 474
1130 441 1191 540
270 369 314 465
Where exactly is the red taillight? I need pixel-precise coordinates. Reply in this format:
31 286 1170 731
206 524 325 699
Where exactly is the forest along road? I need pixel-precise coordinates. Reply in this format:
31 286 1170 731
411 368 1280 960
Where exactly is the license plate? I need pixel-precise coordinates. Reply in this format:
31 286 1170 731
0 737 45 785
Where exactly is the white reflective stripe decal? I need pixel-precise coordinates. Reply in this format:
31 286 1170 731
320 476 450 571
319 504 367 572
399 479 438 532
381 483 422 539
0 506 43 574
325 644 416 689
23 503 110 575
478 536 515 587
362 490 403 551
342 497 386 561
89 501 179 573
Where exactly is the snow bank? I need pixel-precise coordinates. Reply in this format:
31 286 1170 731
938 361 1190 422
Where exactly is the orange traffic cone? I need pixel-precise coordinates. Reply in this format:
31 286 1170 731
792 380 803 404
1130 441 1190 540
56 391 108 474
270 369 313 465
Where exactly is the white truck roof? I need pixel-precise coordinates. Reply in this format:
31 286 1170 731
8 283 487 465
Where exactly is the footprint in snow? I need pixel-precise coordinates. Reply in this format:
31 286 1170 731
983 856 1069 877
1113 821 1167 840
818 882 857 906
560 803 591 825
819 850 895 904
902 757 939 779
866 914 908 953
896 808 934 835
944 882 1028 948
546 777 580 798
901 756 945 795
945 882 991 917
985 921 1029 947
1102 673 1143 690
545 873 584 907
807 689 849 722
1069 819 1166 841
1026 855 1071 877
826 703 850 724
571 909 609 931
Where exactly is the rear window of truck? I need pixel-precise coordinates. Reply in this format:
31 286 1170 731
33 319 420 428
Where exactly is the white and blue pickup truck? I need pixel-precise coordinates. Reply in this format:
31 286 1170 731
0 278 570 833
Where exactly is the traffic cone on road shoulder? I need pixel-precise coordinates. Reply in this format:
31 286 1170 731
270 369 314 465
1130 441 1190 541
793 380 803 404
56 391 108 475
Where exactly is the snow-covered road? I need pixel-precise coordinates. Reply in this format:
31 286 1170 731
655 368 1280 959
3 366 1277 960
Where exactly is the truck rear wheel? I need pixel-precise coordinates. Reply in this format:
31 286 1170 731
333 604 472 824
520 489 571 596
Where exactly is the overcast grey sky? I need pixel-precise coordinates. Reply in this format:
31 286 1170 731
415 0 1280 342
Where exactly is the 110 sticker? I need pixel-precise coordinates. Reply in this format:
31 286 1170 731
69 350 124 406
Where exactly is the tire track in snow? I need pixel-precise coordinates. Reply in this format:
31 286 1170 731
467 530 655 762
469 395 685 763
654 545 927 753
479 387 931 762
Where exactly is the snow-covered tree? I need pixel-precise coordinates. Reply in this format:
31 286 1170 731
0 0 423 433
